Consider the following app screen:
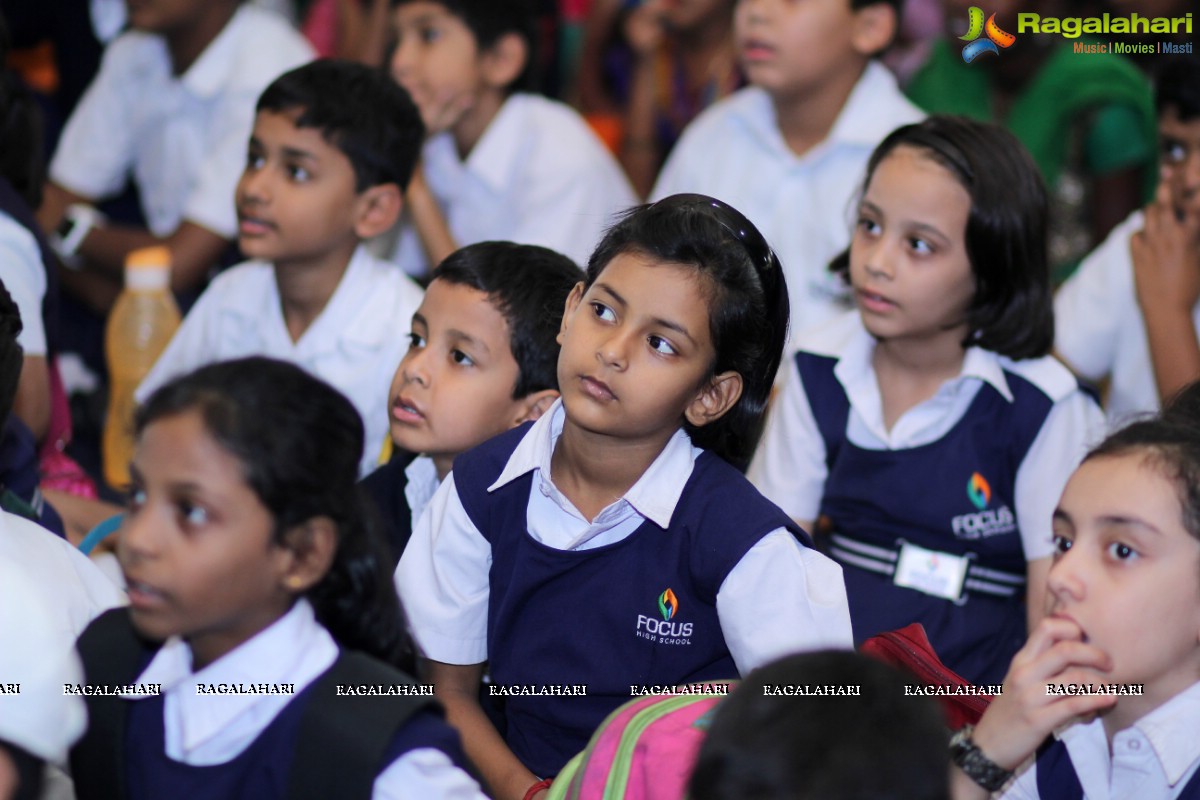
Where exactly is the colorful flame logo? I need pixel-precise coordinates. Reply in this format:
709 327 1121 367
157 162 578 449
658 588 679 621
960 7 1016 63
967 472 992 511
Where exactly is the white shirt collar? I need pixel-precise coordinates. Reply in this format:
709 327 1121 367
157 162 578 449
180 5 247 98
129 599 337 763
1136 680 1200 785
462 94 525 194
486 399 698 529
404 455 441 525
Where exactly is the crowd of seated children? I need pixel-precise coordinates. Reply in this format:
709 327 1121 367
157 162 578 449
135 59 425 477
651 0 924 348
384 0 636 278
1055 54 1200 424
749 116 1106 687
905 0 1158 283
397 194 853 800
363 240 581 565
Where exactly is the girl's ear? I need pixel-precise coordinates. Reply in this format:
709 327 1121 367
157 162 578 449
279 517 338 595
353 183 404 240
557 282 586 345
480 32 527 90
849 2 897 57
685 371 743 428
514 390 559 426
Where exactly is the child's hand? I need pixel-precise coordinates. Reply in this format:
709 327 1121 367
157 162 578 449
624 0 667 58
970 617 1117 771
1132 167 1200 317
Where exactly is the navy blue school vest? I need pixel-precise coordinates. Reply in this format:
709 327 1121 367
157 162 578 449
361 448 419 567
0 175 60 356
454 422 812 779
799 351 1052 686
71 608 465 800
1036 738 1200 799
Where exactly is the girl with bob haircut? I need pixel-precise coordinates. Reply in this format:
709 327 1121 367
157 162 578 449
750 116 1104 686
69 357 486 799
398 194 853 800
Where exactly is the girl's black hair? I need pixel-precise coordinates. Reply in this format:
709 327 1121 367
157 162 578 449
689 651 949 800
584 193 789 469
134 357 414 670
1084 416 1200 545
831 115 1054 360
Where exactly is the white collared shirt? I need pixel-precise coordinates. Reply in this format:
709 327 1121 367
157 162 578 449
126 600 486 799
1001 681 1200 799
748 312 1106 560
135 245 424 476
651 62 924 349
1055 210 1200 424
49 5 313 238
384 93 637 277
397 400 853 672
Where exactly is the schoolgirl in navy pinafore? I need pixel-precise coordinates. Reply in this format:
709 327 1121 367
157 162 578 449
798 350 1058 686
453 422 812 779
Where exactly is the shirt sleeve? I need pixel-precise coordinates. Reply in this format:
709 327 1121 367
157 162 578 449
715 529 853 674
747 356 829 523
395 473 492 665
1014 389 1106 561
0 214 48 356
48 40 137 201
1053 225 1133 382
373 748 488 800
180 89 262 239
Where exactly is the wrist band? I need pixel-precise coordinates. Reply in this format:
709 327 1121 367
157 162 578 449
949 725 1013 792
523 778 552 800
53 203 104 263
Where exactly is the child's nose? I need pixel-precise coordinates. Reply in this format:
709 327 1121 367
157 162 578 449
862 237 897 280
390 38 416 82
402 348 431 386
1045 548 1086 604
239 167 271 203
597 328 632 369
117 508 161 564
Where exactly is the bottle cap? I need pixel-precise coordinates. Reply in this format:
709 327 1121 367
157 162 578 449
124 246 171 290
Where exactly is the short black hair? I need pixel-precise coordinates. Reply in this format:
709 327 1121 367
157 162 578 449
257 59 424 192
832 115 1053 360
391 0 537 92
585 194 790 470
431 241 581 398
1156 54 1200 122
0 279 22 419
689 651 949 800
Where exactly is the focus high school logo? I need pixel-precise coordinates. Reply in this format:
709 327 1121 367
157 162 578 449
960 7 1017 62
635 587 693 645
952 471 1016 539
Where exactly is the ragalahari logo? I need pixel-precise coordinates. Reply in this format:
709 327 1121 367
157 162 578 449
658 588 679 621
967 472 992 511
960 7 1017 62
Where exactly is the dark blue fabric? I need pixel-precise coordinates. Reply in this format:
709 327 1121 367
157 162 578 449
797 350 1052 686
454 423 810 777
360 449 418 568
0 415 63 535
1036 737 1200 799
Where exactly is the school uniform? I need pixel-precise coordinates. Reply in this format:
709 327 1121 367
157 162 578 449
49 5 313 239
999 681 1200 799
135 246 424 477
384 93 637 277
397 400 853 778
0 200 50 361
650 62 924 349
361 452 438 567
1055 210 1196 423
70 600 486 800
748 313 1105 685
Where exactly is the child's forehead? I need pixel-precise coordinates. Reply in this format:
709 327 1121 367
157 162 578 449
251 109 348 157
420 279 512 337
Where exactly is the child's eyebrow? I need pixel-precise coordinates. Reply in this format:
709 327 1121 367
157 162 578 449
1097 515 1163 536
280 146 318 163
595 282 696 346
446 328 490 356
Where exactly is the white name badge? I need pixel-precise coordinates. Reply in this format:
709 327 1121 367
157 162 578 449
893 542 970 602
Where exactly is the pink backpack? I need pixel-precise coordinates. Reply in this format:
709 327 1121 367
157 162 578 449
546 688 727 800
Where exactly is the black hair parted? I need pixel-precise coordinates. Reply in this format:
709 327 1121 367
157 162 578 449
257 58 424 193
831 115 1054 360
585 194 789 470
134 357 414 671
391 0 537 92
0 278 23 418
431 241 581 398
689 650 949 800
1155 53 1200 122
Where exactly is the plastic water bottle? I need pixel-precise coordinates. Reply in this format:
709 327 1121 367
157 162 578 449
102 246 180 489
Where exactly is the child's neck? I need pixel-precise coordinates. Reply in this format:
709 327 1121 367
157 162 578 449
452 89 508 161
550 418 675 523
771 60 866 158
872 332 967 432
274 244 357 344
164 5 238 76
